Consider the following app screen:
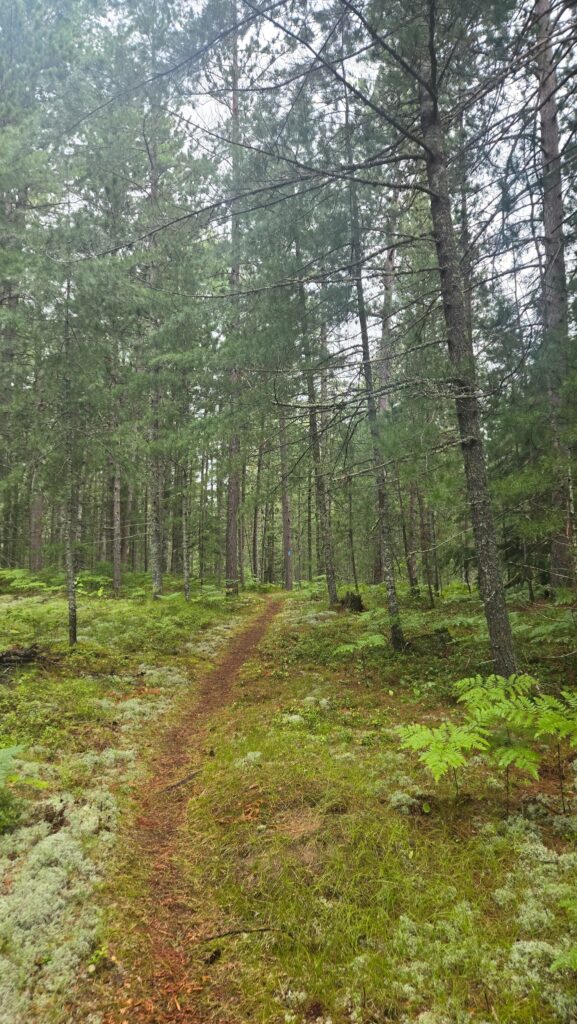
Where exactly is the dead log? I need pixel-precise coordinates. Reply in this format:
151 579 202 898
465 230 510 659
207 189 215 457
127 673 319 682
0 644 42 665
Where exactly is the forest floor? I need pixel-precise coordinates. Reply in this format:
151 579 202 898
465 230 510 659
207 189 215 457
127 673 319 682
1 575 577 1024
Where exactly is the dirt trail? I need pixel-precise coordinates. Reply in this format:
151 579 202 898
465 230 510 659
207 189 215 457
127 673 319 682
101 598 282 1024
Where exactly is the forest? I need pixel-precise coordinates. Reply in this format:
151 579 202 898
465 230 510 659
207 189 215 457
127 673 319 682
1 0 577 1022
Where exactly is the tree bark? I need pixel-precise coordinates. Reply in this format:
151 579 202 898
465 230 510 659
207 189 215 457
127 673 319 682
63 275 77 645
417 486 435 609
279 410 293 590
149 386 163 600
112 465 121 598
378 218 396 415
419 26 516 676
182 460 191 600
29 486 43 573
225 0 242 596
346 473 359 592
225 423 241 594
535 0 576 591
346 104 404 649
64 493 77 646
397 474 419 596
252 429 265 580
298 287 338 604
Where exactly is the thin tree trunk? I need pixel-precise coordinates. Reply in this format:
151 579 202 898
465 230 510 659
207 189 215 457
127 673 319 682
64 494 77 646
199 451 207 586
238 460 246 587
149 390 163 600
419 25 516 675
266 500 275 583
346 474 359 592
225 427 240 593
29 486 43 573
252 430 265 580
378 217 397 414
182 461 191 600
112 466 121 598
430 510 441 595
535 0 576 591
407 483 420 596
63 274 77 645
297 267 338 605
345 102 404 649
225 0 242 596
307 467 313 582
279 410 293 590
418 486 435 609
397 474 419 596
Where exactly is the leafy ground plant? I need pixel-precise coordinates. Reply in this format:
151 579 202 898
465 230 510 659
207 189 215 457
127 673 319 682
400 673 577 813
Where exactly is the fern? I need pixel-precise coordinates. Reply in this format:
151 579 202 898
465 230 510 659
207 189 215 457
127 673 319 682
333 633 386 658
357 634 386 650
398 722 489 784
530 694 577 745
490 743 540 780
334 643 358 656
454 673 538 716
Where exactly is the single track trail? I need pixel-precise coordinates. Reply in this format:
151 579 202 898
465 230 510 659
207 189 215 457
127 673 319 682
96 598 282 1024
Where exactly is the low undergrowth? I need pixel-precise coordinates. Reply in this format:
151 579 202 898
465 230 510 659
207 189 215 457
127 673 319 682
179 594 577 1024
0 578 255 1024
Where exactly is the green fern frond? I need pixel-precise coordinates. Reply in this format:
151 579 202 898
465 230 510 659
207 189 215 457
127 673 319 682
491 743 540 780
398 722 488 783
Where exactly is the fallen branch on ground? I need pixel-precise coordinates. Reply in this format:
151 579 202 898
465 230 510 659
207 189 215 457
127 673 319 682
159 769 202 792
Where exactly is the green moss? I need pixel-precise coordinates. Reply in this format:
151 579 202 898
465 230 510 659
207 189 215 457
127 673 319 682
178 598 577 1024
0 584 257 1023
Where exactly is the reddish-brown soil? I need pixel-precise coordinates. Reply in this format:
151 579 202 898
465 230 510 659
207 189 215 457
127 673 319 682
98 599 282 1024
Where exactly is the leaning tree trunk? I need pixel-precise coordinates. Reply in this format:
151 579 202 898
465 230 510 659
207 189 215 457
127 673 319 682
419 36 516 676
535 0 576 591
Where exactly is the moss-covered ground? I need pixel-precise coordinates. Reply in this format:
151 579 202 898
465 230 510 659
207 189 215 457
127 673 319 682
173 586 577 1024
0 570 258 1024
1 573 577 1024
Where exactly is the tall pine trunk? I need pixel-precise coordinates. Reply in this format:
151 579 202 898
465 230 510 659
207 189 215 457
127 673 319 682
279 410 293 590
298 279 338 606
252 428 265 580
419 24 516 676
535 0 576 591
345 99 404 649
149 385 163 600
112 467 121 598
29 485 43 573
225 0 242 596
182 460 191 600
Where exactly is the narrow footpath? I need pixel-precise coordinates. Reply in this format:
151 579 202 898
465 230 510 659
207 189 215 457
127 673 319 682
95 598 282 1024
